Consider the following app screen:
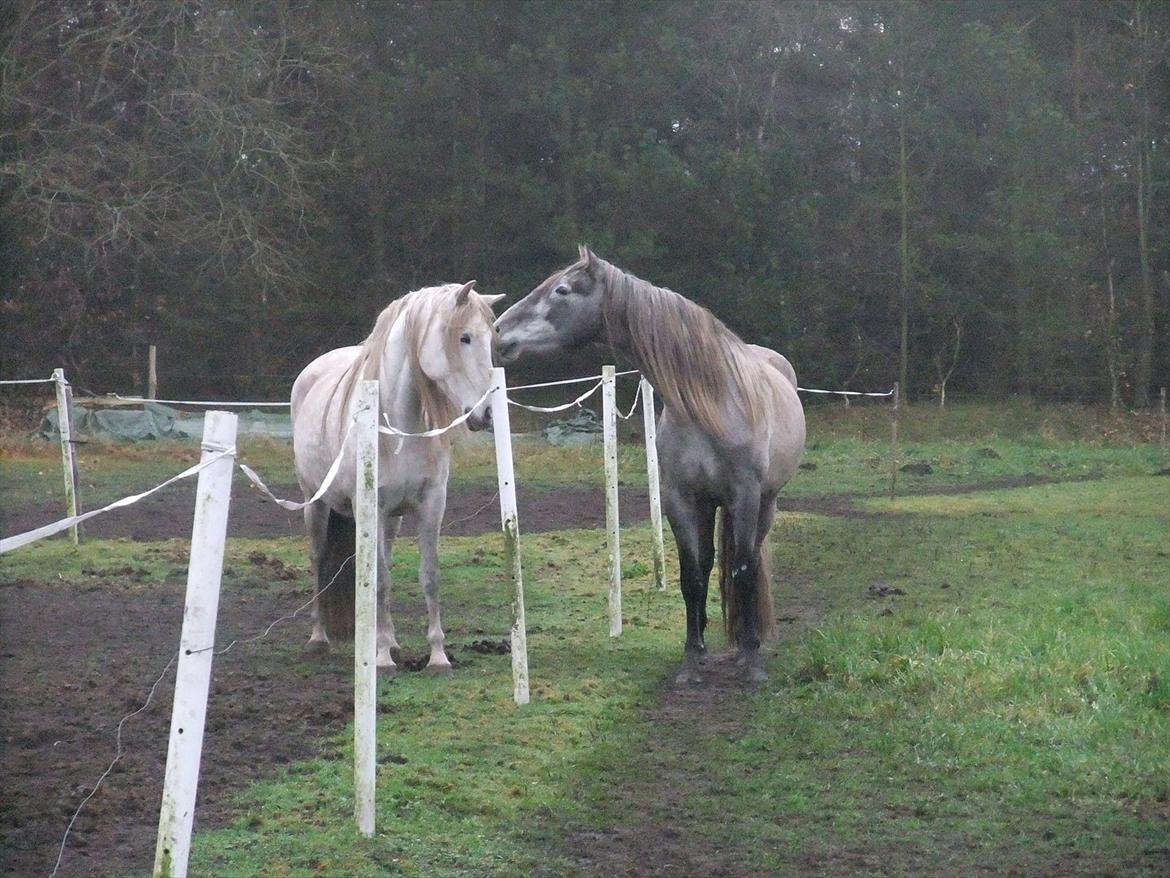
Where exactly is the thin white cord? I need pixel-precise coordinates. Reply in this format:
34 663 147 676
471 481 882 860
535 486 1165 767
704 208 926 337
107 394 290 407
441 492 500 533
48 652 179 878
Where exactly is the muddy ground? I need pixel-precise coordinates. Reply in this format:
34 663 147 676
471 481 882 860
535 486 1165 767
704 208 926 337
0 484 656 878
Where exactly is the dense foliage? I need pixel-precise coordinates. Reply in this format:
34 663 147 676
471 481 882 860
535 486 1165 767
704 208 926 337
1 1 1166 404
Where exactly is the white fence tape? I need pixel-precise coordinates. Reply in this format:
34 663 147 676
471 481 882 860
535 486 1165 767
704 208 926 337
377 384 493 440
0 448 235 554
238 414 357 512
508 379 603 413
615 378 643 420
508 369 637 392
797 386 895 397
239 385 494 511
0 377 56 385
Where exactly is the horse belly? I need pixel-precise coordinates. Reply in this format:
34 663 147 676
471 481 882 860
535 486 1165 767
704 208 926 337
764 387 806 492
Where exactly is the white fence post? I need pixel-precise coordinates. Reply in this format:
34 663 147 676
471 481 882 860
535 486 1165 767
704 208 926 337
148 344 158 399
602 365 622 637
640 378 666 592
154 411 237 878
354 380 379 837
52 369 80 545
490 367 530 706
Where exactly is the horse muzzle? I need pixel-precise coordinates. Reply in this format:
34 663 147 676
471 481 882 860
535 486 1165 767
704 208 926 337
465 406 492 432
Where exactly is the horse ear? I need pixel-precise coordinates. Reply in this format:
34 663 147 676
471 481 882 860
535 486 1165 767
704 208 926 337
455 280 476 306
481 293 505 309
577 244 595 269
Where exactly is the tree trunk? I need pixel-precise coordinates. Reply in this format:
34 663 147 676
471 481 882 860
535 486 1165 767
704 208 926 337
1100 179 1121 413
898 92 910 398
1133 2 1155 407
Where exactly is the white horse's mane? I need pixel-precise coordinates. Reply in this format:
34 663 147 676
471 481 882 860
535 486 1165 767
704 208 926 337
326 284 493 444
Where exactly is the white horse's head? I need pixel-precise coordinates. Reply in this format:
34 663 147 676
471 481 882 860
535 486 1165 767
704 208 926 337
413 281 503 432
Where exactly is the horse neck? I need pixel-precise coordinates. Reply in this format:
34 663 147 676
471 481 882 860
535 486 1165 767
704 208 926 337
601 262 759 440
373 319 429 433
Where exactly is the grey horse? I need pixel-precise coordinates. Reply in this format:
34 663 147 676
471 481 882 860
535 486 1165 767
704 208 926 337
496 247 805 683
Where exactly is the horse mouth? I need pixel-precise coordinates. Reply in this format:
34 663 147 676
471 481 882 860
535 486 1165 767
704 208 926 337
466 410 491 432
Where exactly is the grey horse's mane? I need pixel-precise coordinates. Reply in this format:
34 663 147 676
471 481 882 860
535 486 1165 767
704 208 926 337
597 259 770 442
327 284 492 444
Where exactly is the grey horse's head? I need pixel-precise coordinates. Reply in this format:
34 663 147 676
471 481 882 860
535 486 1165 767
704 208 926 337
495 246 607 364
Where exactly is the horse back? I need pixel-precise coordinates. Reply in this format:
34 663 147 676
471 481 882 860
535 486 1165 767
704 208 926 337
291 345 362 506
656 361 803 498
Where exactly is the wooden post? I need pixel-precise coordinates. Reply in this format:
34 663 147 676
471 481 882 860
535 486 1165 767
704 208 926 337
1160 387 1167 452
889 382 901 500
154 411 237 878
52 369 80 545
148 345 158 400
602 365 622 636
490 367 530 705
354 380 379 837
640 378 666 592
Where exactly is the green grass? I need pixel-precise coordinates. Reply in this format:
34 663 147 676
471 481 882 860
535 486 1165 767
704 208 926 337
699 476 1170 874
3 401 1165 511
2 402 1167 875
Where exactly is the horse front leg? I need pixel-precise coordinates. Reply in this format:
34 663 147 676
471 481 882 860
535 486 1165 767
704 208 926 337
376 513 403 670
417 487 452 673
663 487 716 684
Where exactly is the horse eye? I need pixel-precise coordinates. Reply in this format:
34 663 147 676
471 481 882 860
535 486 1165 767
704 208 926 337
460 333 472 345
554 283 571 296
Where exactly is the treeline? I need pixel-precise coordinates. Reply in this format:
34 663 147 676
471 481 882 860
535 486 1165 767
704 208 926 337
1 1 1166 404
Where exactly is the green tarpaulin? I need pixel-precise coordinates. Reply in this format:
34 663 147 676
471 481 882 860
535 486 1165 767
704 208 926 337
41 402 292 441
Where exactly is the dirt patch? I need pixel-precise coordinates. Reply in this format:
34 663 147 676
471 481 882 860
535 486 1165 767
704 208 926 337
556 651 767 877
0 577 343 878
0 568 542 878
1 483 652 542
0 481 653 878
778 472 1108 518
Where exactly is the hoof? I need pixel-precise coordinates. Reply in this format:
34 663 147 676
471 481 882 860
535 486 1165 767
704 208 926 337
743 664 768 684
740 653 767 684
425 651 453 675
674 667 703 685
675 654 704 685
303 639 330 659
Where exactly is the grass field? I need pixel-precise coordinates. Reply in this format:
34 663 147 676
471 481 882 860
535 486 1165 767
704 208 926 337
1 402 1167 876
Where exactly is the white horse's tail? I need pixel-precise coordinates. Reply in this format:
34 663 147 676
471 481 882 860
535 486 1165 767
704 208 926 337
318 509 357 640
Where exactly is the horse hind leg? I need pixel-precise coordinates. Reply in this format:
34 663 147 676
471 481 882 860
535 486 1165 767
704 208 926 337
722 486 769 683
418 489 452 674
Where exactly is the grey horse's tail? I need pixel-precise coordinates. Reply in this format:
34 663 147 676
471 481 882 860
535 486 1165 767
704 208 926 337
719 505 776 646
318 509 356 641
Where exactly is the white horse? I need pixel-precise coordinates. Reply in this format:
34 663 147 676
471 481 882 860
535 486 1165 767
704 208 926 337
291 281 502 673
